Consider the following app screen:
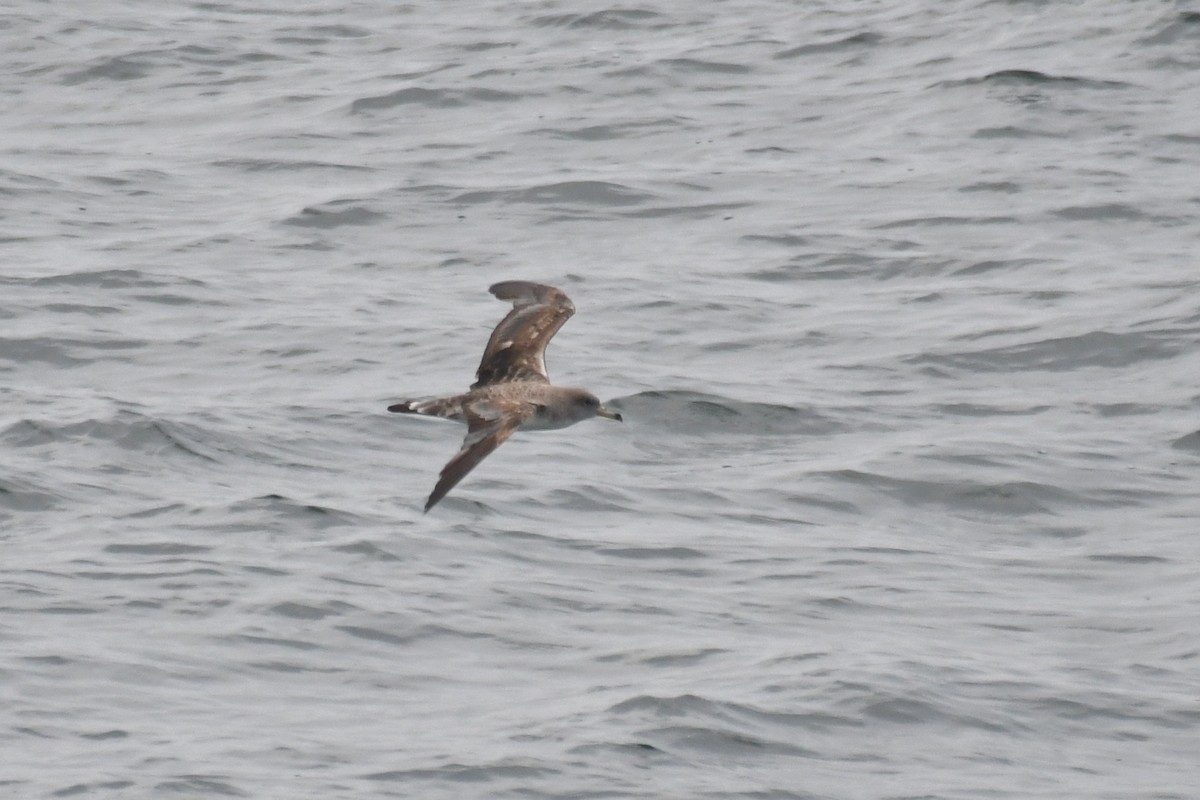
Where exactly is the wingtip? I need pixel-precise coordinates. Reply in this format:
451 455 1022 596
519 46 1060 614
488 280 569 307
487 281 522 300
489 280 539 296
424 486 448 513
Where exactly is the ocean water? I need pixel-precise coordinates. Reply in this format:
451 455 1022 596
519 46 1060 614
3 1 1200 798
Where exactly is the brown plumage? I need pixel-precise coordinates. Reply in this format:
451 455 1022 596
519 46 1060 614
472 281 575 387
388 281 622 512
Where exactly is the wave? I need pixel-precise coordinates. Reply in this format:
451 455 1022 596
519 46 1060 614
608 390 840 436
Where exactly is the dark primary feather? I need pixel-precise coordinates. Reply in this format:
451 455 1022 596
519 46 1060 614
424 400 533 511
472 281 575 388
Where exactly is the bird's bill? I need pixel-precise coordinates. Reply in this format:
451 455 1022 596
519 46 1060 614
597 405 623 422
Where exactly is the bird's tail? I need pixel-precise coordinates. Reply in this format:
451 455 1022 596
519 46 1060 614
387 395 465 421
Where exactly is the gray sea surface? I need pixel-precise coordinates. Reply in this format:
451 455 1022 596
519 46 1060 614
3 1 1200 798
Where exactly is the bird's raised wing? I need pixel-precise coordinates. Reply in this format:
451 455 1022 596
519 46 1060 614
423 396 534 511
472 281 575 388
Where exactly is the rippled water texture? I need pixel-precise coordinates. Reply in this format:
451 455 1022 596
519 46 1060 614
3 2 1199 798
